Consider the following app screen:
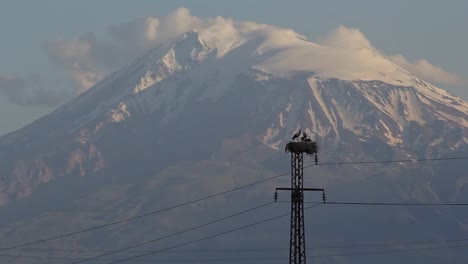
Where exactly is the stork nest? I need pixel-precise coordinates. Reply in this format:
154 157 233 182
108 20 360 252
285 141 319 155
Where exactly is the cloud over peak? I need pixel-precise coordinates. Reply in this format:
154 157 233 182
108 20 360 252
317 26 465 87
388 55 464 86
41 8 465 94
319 26 375 51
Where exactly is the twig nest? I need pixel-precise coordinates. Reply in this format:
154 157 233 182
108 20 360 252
285 141 319 155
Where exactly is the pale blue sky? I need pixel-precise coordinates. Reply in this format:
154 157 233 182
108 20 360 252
0 0 467 135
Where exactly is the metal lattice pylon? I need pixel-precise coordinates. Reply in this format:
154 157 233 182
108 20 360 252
289 152 306 264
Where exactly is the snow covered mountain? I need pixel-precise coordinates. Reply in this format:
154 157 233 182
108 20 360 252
0 17 467 264
0 19 466 207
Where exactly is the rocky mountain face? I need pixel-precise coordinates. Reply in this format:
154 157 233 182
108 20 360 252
0 27 467 264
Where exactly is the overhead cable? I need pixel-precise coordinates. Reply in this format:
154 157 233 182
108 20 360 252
15 236 468 253
103 204 322 264
72 202 275 264
1 155 465 251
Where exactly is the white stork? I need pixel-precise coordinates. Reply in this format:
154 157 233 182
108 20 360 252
292 129 301 141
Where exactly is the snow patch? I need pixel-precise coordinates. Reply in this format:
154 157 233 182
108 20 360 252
110 102 131 123
133 48 183 93
286 101 292 112
429 137 444 146
76 129 89 144
379 119 402 145
263 127 281 149
279 112 284 128
133 71 160 93
255 72 272 82
308 78 339 137
307 101 330 138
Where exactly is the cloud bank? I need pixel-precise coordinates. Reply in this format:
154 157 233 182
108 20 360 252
41 9 465 95
388 55 464 86
319 26 375 51
42 8 208 93
316 26 465 86
2 8 466 108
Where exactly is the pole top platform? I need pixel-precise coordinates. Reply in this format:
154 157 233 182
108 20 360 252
285 141 318 155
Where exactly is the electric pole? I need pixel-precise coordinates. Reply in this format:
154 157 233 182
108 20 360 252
276 140 325 264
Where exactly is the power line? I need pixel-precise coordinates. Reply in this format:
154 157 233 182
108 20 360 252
317 156 468 166
309 243 468 258
1 155 465 252
303 201 468 206
313 238 468 249
16 247 287 253
2 254 289 262
14 237 468 253
103 204 322 264
3 243 468 262
72 202 276 264
0 172 291 252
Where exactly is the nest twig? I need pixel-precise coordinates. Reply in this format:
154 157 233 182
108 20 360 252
285 141 319 155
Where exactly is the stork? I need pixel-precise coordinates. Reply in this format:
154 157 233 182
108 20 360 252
301 131 308 142
292 129 301 141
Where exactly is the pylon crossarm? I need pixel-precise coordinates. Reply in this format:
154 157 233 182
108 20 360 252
275 188 326 203
276 188 324 192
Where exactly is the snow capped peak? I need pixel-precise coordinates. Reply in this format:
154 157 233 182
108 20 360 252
1 10 467 221
45 7 465 100
11 11 464 154
112 13 460 100
131 31 212 94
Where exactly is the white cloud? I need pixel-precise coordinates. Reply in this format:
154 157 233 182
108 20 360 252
43 8 206 93
317 26 465 87
43 32 119 94
256 25 466 89
42 7 252 93
388 55 464 86
318 25 375 50
42 10 465 94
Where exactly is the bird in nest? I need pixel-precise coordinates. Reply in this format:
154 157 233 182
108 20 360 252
292 129 301 141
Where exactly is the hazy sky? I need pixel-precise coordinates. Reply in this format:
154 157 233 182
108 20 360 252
0 0 467 135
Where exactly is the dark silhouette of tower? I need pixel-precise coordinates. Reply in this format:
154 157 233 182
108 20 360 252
289 151 306 264
277 140 323 264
